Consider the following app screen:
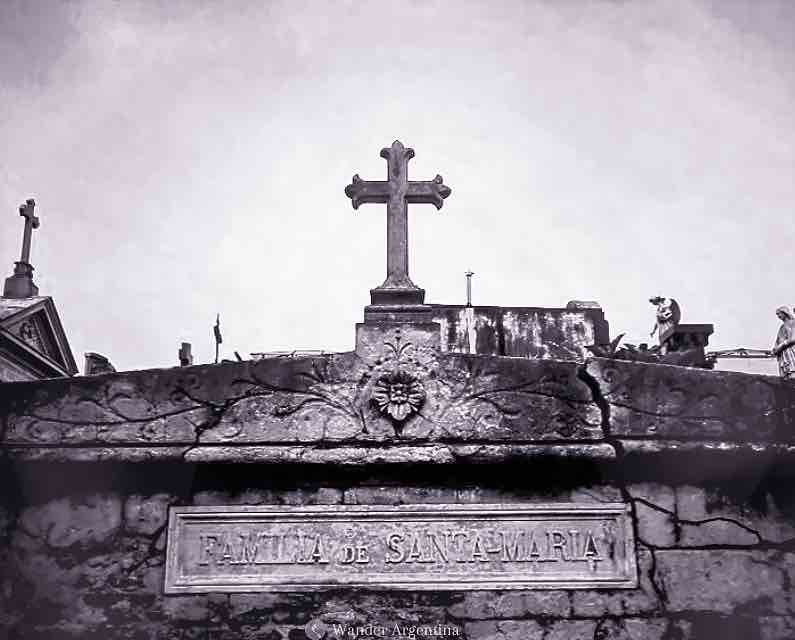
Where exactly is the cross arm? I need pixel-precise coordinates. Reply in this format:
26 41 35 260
344 175 391 209
19 199 39 228
406 175 452 210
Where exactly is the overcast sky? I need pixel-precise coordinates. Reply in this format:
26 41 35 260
1 0 793 375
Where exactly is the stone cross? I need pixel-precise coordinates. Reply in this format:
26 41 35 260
345 141 451 305
18 199 39 265
3 198 40 298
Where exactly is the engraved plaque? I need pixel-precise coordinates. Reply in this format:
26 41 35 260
164 503 637 593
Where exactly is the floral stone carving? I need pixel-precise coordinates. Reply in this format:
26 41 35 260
371 370 426 422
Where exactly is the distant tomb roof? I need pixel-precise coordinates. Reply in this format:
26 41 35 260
1 199 78 381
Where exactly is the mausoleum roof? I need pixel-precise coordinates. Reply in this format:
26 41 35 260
0 295 48 321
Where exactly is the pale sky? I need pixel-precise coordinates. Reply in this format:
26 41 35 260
1 0 793 375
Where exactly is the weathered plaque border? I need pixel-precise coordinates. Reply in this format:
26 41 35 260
165 503 637 593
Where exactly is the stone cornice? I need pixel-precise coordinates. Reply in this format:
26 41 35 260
1 351 794 471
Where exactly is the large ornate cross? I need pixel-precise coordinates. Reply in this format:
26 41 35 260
345 140 451 305
18 199 39 264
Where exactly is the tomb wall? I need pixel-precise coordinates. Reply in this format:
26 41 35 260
1 356 794 639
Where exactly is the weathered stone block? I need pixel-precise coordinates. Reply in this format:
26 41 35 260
760 615 795 640
541 619 598 640
675 484 795 546
463 619 545 640
279 488 344 505
451 485 622 505
194 488 343 506
447 591 570 619
431 304 609 361
627 484 676 547
18 494 122 549
570 548 660 616
142 563 166 594
124 493 172 536
306 595 451 629
9 551 77 608
587 358 795 441
342 486 456 505
158 593 227 622
568 485 624 503
657 550 791 614
592 618 671 640
426 355 602 442
228 593 283 618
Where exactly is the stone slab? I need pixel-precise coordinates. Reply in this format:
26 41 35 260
164 503 637 593
1 352 602 451
587 358 795 442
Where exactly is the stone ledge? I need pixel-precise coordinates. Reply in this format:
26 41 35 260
4 354 795 460
7 439 795 466
4 443 617 464
619 439 795 456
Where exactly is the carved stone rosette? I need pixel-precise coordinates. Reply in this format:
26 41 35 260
371 370 426 422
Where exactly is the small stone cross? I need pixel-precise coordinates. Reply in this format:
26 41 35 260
345 141 451 305
18 199 39 265
3 198 40 298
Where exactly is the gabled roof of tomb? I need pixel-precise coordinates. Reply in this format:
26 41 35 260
0 295 78 377
0 295 45 321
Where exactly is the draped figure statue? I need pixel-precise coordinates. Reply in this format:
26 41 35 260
773 306 795 379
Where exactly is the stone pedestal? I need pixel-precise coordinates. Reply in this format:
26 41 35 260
3 261 38 298
362 303 434 324
660 323 715 367
369 284 425 306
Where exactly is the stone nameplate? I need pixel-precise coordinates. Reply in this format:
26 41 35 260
164 503 637 593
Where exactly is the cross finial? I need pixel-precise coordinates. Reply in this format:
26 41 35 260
345 140 451 306
4 198 40 298
18 199 39 264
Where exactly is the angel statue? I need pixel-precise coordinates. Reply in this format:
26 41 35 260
772 306 795 379
649 296 681 342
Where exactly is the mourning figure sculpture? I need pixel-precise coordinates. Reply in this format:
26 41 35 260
773 306 795 379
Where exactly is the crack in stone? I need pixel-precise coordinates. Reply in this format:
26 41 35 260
579 361 675 619
630 495 764 545
592 616 608 640
177 387 253 461
644 543 669 611
628 492 795 552
577 362 611 439
123 520 169 576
